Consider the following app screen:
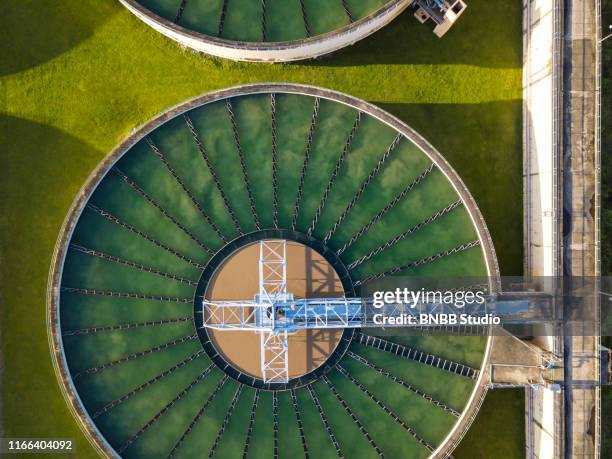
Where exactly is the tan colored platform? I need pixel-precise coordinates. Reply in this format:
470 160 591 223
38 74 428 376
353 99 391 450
206 240 344 379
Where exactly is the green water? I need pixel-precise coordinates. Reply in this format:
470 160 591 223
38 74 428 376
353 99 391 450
276 391 304 458
63 318 194 373
346 0 389 19
312 379 380 459
232 94 273 228
223 0 263 42
62 250 194 298
89 175 210 264
71 209 201 280
294 388 338 456
302 0 350 37
294 98 358 231
60 91 490 457
99 359 219 449
149 116 240 241
380 334 488 369
328 368 430 458
60 293 193 331
129 378 239 458
137 0 393 42
212 387 256 457
338 356 457 446
178 0 224 36
138 0 181 21
247 391 274 458
310 113 399 239
117 140 225 250
274 93 318 228
75 341 205 411
325 138 432 249
350 342 477 411
186 100 259 232
265 1 307 42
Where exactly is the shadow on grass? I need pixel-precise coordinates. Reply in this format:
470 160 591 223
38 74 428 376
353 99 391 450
372 100 523 276
0 114 103 226
300 0 522 69
0 0 119 76
0 116 101 454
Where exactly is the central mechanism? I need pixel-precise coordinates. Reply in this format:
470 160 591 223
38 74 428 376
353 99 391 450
257 240 290 384
203 239 363 383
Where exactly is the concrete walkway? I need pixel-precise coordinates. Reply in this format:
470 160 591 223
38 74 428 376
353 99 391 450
561 0 600 457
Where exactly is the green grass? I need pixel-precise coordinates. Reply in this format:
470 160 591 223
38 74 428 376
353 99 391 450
454 389 525 459
0 0 522 457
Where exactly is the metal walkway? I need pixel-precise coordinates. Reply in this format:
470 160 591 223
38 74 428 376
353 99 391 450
354 332 479 380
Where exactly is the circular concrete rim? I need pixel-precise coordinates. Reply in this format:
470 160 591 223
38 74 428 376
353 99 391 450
47 83 501 459
119 0 412 62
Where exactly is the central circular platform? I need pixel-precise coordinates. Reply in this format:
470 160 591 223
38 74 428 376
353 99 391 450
205 239 344 380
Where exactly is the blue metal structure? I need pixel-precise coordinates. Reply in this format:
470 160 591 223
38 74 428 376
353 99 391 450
201 240 557 383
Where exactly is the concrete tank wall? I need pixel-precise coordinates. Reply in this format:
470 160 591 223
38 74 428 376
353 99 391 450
119 0 412 62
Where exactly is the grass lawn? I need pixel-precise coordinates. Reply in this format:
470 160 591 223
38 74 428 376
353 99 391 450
454 389 525 459
1 0 523 457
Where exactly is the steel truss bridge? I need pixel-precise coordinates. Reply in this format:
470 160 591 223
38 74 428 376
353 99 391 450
202 240 557 383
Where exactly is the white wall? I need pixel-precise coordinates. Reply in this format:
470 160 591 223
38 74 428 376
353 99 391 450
119 0 411 62
523 1 562 458
523 0 560 279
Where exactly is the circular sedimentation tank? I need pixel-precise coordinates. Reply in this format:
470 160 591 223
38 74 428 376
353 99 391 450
49 84 499 458
119 0 411 61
